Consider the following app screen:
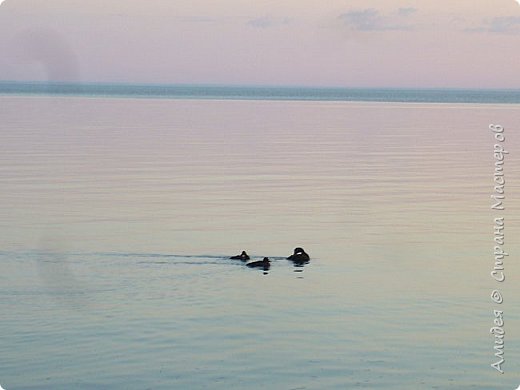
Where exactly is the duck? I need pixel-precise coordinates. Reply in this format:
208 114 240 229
230 251 250 261
287 247 310 263
246 257 271 269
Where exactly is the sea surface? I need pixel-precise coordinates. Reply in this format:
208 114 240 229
1 91 520 389
1 82 520 104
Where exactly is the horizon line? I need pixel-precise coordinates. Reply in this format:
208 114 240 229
1 80 520 92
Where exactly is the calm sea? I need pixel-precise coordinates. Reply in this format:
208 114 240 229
1 81 520 104
1 87 520 389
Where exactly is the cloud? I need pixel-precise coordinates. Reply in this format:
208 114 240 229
469 16 520 34
398 7 417 17
489 16 520 33
247 16 290 29
338 8 415 31
338 9 382 31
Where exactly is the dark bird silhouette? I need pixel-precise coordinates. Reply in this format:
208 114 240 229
287 247 310 263
246 257 270 270
230 250 250 261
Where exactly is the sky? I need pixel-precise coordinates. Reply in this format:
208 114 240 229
0 0 519 88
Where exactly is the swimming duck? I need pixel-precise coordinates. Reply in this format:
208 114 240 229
246 257 271 269
230 251 250 261
287 247 310 263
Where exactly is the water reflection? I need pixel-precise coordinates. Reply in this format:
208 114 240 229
291 261 309 269
291 259 308 279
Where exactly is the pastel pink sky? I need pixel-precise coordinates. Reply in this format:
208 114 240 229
0 0 519 88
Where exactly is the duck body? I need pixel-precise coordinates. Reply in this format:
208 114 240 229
287 247 310 263
246 257 271 269
230 251 250 261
